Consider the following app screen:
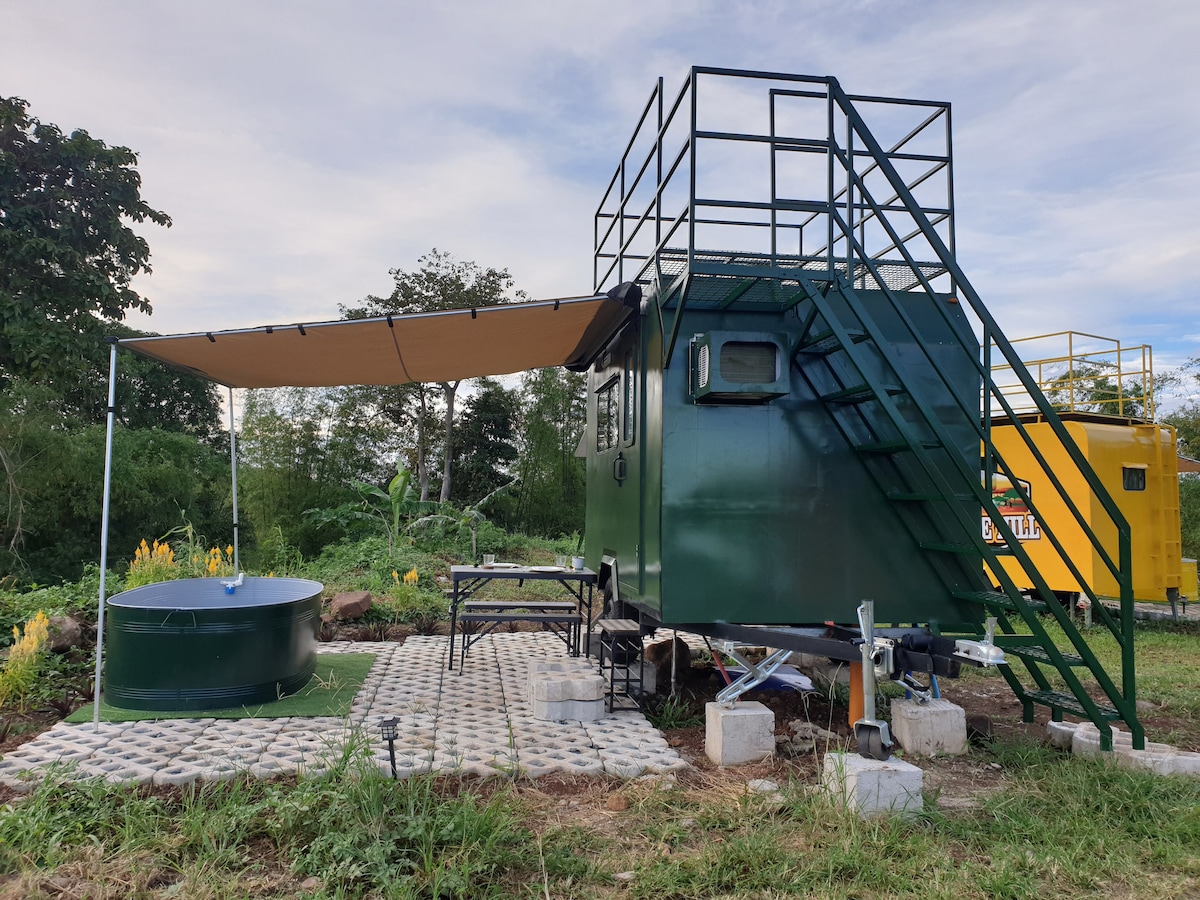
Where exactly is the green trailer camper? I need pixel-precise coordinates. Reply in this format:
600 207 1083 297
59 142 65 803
580 68 1144 753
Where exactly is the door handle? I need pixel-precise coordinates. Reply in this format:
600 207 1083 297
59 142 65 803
613 452 627 485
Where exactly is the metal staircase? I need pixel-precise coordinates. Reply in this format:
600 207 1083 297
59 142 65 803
788 273 1141 749
593 67 1143 750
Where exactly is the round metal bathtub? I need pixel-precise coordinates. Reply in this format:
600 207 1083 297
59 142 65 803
103 577 323 711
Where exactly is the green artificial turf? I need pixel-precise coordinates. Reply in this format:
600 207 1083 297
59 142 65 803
67 652 375 723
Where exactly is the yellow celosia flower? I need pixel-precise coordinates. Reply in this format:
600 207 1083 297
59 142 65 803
392 570 400 584
403 567 418 585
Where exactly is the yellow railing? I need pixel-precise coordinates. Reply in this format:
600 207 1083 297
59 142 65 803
990 331 1155 421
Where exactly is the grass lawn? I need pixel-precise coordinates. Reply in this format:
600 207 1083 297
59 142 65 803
65 653 374 724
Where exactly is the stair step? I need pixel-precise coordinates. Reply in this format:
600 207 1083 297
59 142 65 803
797 329 867 356
919 542 981 556
1004 645 1087 666
1024 689 1122 720
821 383 904 404
855 438 941 454
951 590 1049 614
886 491 977 502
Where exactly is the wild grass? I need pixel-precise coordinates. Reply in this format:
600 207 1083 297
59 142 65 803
0 738 546 899
3 734 1198 898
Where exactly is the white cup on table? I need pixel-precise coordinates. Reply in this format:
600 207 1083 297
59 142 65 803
482 554 495 567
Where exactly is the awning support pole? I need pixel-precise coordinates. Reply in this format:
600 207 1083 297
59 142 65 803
92 340 119 730
229 386 239 572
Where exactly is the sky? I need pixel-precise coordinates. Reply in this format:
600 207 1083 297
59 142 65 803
3 0 1199 398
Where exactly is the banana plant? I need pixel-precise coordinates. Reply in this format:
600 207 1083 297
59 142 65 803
408 478 516 559
305 461 425 559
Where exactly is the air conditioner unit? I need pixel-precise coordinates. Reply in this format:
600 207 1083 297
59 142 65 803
690 331 790 404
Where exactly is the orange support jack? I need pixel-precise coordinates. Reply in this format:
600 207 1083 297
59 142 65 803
849 661 864 726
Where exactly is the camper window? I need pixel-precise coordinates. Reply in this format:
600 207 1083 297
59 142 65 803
597 377 619 452
623 351 636 444
1122 466 1146 491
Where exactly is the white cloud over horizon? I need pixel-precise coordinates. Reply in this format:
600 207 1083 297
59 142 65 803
3 0 1197 378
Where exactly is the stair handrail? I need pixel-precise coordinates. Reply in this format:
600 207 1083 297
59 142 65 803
825 77 1133 602
824 79 1137 722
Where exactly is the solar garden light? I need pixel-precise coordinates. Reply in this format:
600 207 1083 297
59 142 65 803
379 716 399 779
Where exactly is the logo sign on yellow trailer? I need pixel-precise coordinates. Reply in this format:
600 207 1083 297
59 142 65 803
983 472 1042 543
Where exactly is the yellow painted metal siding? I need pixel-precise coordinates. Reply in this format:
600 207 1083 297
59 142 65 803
1183 559 1198 603
988 420 1182 602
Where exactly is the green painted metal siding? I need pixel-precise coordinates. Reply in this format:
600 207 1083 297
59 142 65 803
587 283 982 628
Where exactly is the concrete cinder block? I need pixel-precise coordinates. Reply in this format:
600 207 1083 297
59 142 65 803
705 701 775 766
529 661 575 676
532 697 605 722
1071 723 1200 776
530 671 606 704
889 699 967 757
1046 720 1080 749
822 751 924 817
1070 723 1130 759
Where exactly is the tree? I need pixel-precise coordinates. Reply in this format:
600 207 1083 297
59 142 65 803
332 381 443 502
504 368 587 537
0 96 171 390
1043 364 1156 419
1165 402 1200 459
0 380 231 583
344 250 526 503
450 378 521 505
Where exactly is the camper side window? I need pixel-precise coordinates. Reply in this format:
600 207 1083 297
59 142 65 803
1122 466 1146 491
597 378 619 452
623 351 635 445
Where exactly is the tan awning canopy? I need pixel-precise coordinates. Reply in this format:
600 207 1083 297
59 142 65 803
118 288 638 388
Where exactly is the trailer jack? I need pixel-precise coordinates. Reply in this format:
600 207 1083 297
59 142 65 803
714 643 795 707
854 600 894 761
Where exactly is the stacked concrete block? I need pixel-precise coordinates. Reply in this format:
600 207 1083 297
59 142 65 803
822 751 924 817
1057 722 1200 776
889 699 968 757
529 661 607 722
705 701 775 766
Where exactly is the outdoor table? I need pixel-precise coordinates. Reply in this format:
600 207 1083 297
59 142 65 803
447 565 597 671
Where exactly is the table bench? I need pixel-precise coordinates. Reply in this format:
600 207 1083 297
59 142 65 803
447 565 597 671
457 601 583 669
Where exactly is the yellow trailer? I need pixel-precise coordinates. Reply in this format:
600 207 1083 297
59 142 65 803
987 333 1183 605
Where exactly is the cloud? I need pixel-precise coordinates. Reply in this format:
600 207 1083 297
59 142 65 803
2 0 1197 371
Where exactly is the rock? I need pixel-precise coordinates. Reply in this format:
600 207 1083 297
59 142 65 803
46 616 82 653
644 636 691 688
330 591 373 620
613 871 636 882
606 794 630 811
787 720 840 744
748 778 780 794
